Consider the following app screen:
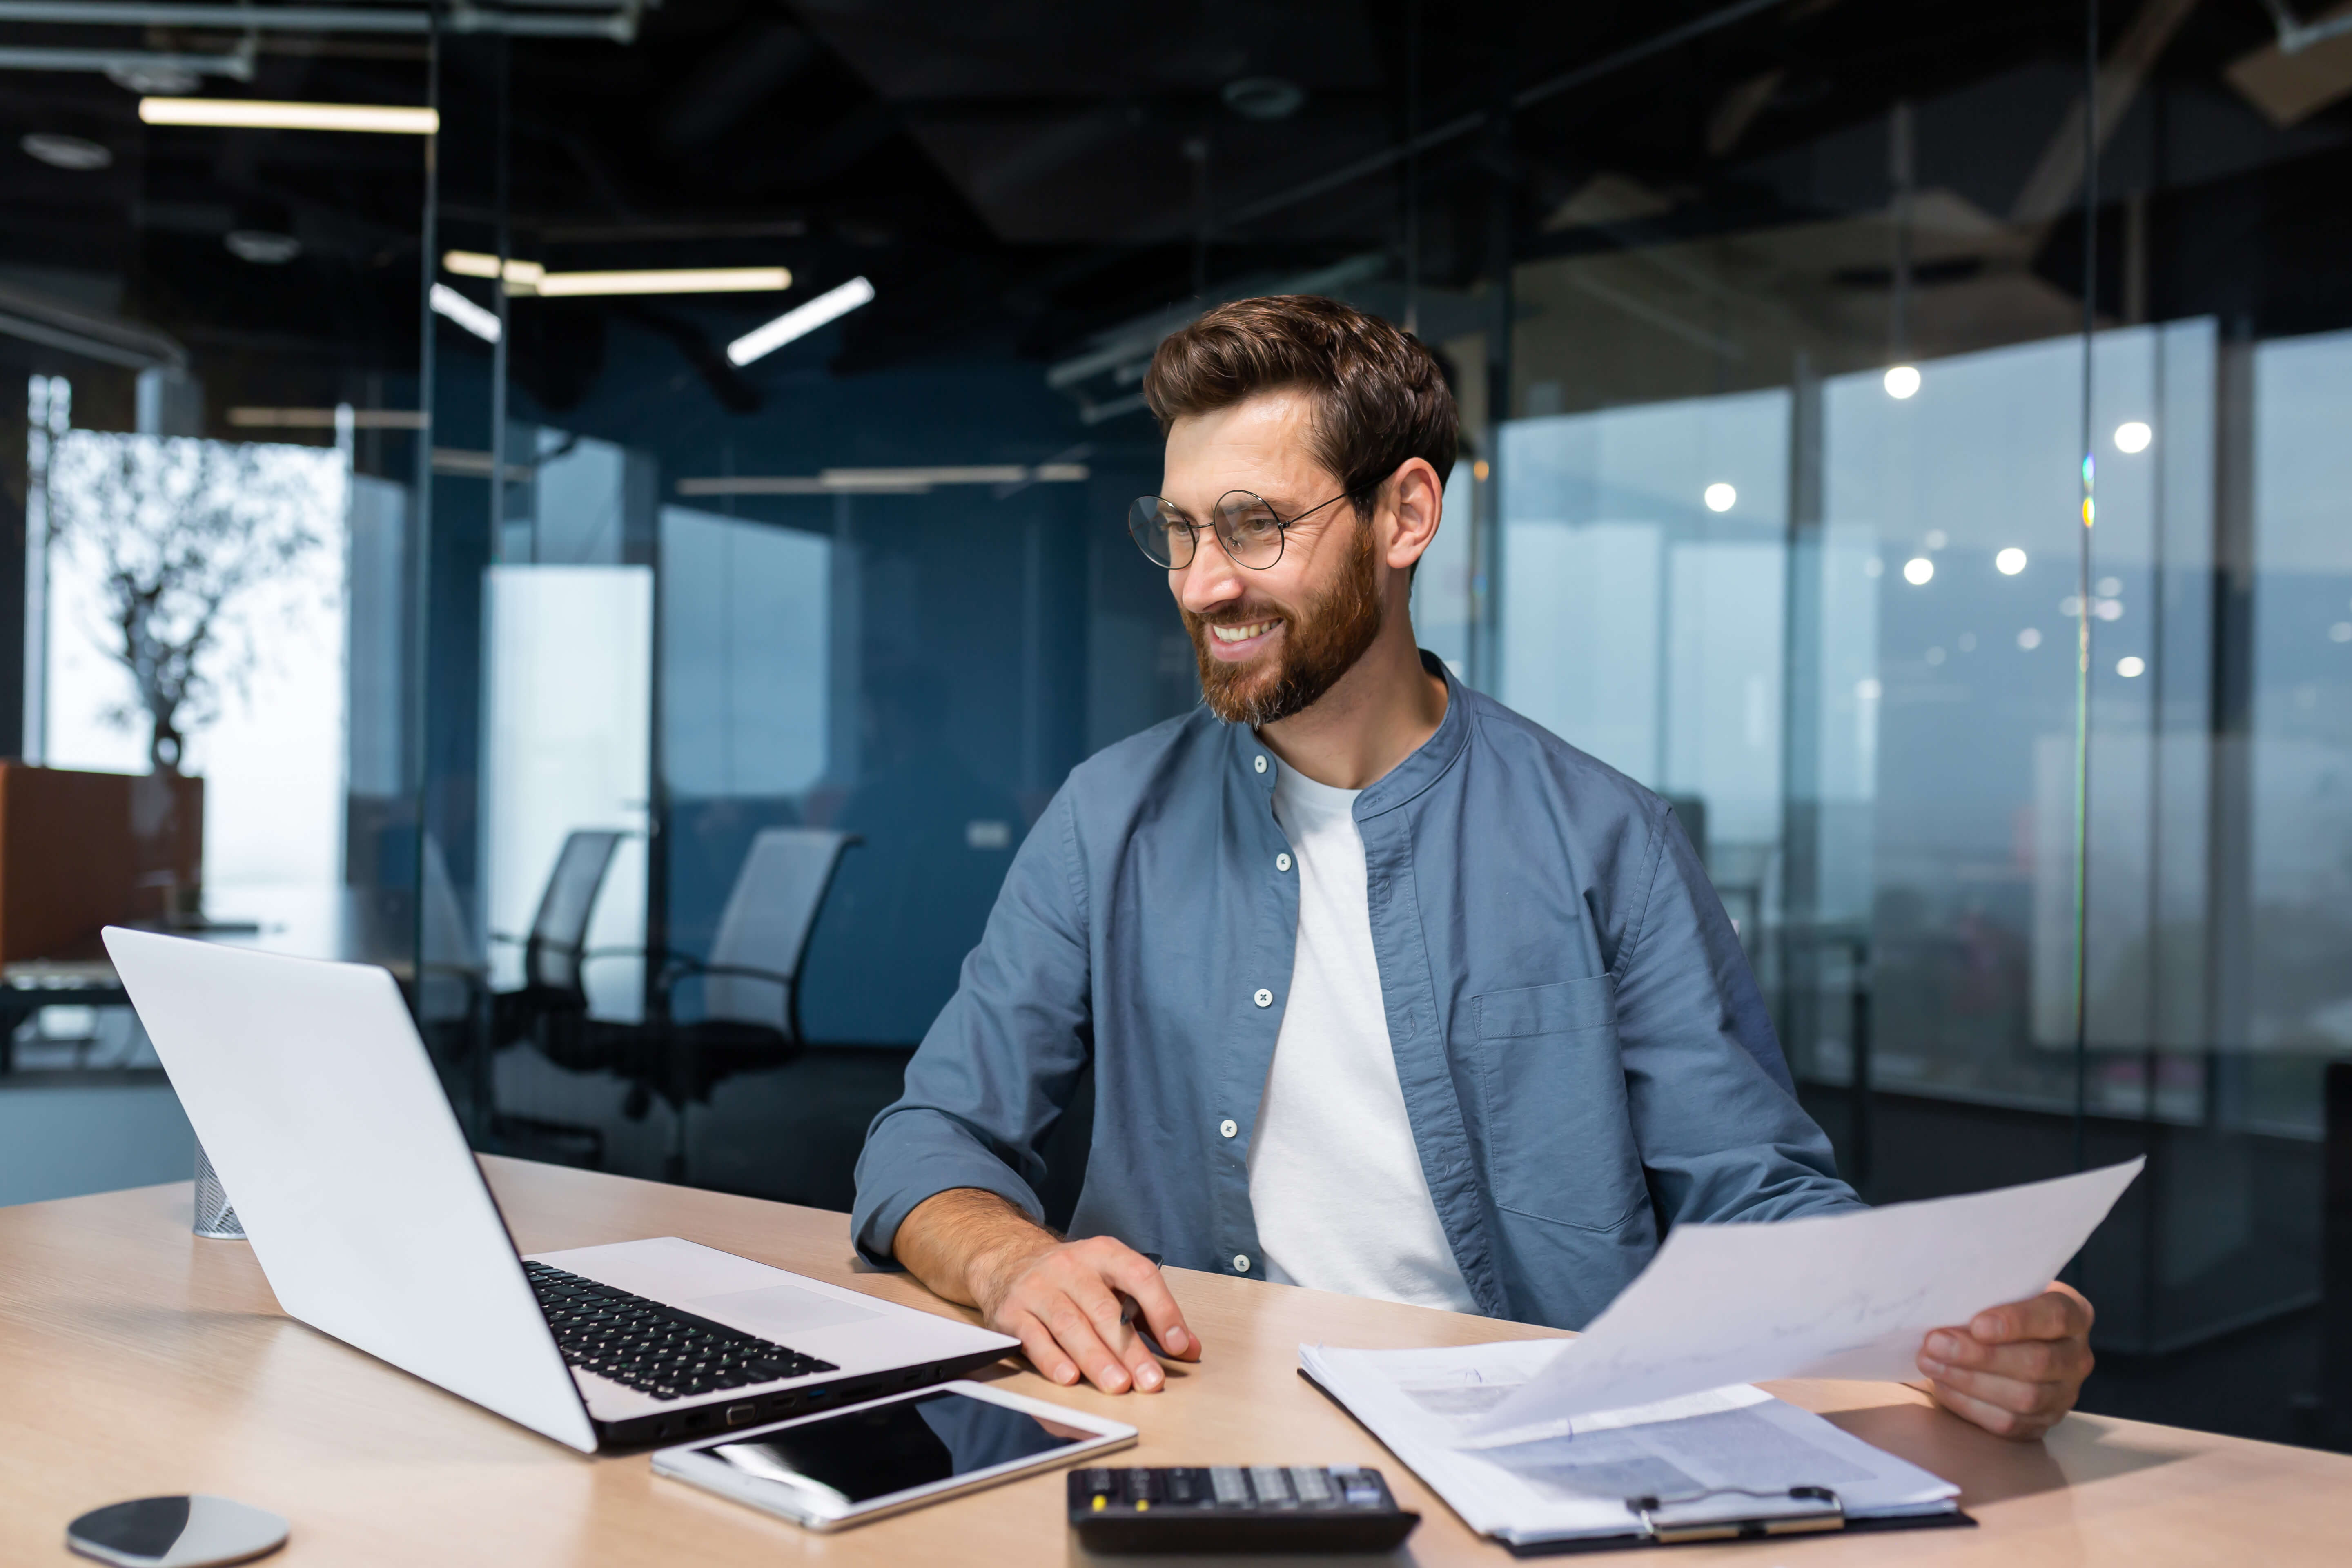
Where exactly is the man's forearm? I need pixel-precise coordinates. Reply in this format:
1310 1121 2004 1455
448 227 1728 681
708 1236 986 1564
893 1188 1060 1313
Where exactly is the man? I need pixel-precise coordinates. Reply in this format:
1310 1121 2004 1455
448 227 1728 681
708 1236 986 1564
853 295 2093 1441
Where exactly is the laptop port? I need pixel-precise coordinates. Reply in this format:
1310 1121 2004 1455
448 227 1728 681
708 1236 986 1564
685 1410 715 1431
766 1393 800 1414
725 1402 758 1426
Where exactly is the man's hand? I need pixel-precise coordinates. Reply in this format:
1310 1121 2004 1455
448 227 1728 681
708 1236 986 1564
893 1188 1201 1395
1915 1282 2094 1440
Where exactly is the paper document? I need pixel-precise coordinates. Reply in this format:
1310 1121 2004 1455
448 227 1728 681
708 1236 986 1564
1463 1157 2142 1445
1299 1341 1958 1548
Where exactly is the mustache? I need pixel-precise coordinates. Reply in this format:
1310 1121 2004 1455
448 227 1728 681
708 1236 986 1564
1187 605 1290 628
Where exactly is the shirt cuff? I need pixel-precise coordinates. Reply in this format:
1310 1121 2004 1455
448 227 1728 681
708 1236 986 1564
852 1136 1050 1269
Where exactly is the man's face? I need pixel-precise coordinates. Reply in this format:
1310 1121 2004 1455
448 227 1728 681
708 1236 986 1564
1160 390 1384 726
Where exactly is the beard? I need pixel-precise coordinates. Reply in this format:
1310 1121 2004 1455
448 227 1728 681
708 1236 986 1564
1184 517 1384 727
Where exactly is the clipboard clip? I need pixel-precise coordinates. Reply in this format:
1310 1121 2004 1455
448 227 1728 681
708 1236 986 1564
1627 1485 1846 1544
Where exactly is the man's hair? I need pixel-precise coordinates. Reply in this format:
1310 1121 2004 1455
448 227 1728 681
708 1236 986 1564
1142 295 1457 519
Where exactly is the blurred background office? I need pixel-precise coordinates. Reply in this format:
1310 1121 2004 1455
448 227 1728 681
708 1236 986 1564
3 0 2350 1450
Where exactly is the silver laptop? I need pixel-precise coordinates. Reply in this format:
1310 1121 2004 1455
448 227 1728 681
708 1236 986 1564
103 926 1016 1453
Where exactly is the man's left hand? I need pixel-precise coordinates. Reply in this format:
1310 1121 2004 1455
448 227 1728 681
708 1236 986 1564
1915 1282 2094 1441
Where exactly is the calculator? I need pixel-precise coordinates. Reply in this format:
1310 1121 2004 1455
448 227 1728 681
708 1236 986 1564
1067 1464 1420 1552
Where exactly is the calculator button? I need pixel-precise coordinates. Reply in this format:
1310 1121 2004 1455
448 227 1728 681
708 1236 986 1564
1249 1466 1293 1505
1290 1467 1335 1504
1209 1467 1250 1506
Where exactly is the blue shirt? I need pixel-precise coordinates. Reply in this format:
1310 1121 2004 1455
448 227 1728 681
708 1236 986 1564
852 655 1859 1330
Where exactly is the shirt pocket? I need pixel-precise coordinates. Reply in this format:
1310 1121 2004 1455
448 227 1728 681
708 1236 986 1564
1472 976 1647 1232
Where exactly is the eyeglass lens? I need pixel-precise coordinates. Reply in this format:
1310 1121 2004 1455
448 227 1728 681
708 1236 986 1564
1127 492 1287 569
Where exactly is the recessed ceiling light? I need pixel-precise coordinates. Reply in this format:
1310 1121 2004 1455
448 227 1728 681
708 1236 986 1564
1222 76 1306 120
225 230 301 265
535 267 790 298
1883 364 1921 399
22 132 113 172
138 98 439 134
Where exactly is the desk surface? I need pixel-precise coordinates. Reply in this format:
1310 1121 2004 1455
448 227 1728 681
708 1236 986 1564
2 1159 2345 1564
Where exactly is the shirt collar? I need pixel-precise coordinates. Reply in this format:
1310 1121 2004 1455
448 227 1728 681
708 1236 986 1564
1228 648 1472 815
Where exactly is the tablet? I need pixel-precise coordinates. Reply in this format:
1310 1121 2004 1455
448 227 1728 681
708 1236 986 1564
650 1380 1137 1531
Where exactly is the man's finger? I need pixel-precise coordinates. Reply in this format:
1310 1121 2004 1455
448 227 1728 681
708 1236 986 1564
1066 1276 1164 1392
1927 1379 2047 1441
1039 1297 1134 1392
1004 1308 1081 1388
1105 1250 1200 1361
1920 1359 2068 1418
1972 1284 2092 1342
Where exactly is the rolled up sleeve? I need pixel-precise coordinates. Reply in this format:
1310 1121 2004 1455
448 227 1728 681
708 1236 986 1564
851 788 1094 1267
1616 804 1862 1227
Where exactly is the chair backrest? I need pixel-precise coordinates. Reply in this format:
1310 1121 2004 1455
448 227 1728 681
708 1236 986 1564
416 834 479 1024
703 828 857 1035
525 829 624 996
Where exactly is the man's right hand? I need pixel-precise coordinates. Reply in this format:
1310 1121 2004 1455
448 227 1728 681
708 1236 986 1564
893 1188 1201 1394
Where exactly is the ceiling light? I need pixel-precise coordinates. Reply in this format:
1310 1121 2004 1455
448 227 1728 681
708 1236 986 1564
2113 420 2152 454
138 98 439 134
1902 556 1934 585
2018 627 2042 649
109 64 201 96
430 283 500 343
443 251 545 289
536 267 790 298
1883 364 1921 399
1996 547 2027 575
1703 482 1736 512
225 230 300 265
2116 656 2146 678
21 132 112 171
727 276 875 366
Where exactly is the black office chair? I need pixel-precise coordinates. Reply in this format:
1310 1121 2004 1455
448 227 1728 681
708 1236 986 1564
589 827 860 1182
483 828 626 1162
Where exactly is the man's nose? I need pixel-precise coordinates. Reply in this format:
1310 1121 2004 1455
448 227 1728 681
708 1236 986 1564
1174 528 1246 614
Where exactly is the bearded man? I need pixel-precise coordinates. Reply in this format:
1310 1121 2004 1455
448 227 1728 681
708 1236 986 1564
851 295 2095 1441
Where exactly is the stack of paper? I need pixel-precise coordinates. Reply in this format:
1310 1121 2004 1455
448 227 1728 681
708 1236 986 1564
1301 1340 1958 1548
1298 1160 2147 1548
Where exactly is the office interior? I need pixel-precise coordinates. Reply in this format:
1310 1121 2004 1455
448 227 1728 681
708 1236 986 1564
2 0 2348 1455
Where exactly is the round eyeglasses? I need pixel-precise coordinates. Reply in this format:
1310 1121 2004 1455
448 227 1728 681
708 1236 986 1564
1127 489 1350 570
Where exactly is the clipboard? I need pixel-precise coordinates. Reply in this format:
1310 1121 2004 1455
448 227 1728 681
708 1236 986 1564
1500 1484 1977 1555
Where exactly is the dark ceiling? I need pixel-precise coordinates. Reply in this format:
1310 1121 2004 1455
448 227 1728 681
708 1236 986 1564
2 0 2346 417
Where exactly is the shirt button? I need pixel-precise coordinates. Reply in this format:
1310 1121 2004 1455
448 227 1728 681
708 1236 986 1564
1219 1118 1238 1138
1253 988 1273 1008
1276 853 1292 872
1254 754 1268 774
1233 1254 1252 1274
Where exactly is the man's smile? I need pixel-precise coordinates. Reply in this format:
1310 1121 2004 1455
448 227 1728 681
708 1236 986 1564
1204 619 1282 659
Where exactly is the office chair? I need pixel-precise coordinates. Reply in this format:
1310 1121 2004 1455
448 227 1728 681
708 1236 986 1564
483 828 626 1164
592 827 860 1183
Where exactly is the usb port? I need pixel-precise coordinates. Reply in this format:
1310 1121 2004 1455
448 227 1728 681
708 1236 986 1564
725 1402 758 1426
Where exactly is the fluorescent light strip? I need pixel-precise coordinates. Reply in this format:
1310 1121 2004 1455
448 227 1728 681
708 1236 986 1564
441 253 785 297
139 97 439 134
536 267 790 298
443 251 546 287
727 276 875 366
675 462 1089 497
430 283 501 344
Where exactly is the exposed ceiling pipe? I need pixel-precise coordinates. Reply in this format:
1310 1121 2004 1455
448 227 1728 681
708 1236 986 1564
0 43 255 77
0 1 650 42
0 279 188 371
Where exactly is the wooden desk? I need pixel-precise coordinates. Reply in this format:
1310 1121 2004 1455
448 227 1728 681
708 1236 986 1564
2 1160 2345 1564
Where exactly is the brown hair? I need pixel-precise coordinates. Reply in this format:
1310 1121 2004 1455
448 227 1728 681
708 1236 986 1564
1142 295 1457 519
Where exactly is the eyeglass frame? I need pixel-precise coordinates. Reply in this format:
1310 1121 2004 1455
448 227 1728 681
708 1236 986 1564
1126 488 1356 571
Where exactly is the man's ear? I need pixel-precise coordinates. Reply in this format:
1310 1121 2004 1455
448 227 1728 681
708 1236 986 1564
1383 458 1443 572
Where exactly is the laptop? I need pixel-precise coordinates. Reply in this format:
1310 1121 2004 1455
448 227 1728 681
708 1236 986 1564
102 926 1018 1454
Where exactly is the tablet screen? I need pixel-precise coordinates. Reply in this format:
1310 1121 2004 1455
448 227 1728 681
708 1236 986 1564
699 1391 1100 1506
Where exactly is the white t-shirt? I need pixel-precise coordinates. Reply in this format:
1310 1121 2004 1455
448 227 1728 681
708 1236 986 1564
1245 762 1479 1312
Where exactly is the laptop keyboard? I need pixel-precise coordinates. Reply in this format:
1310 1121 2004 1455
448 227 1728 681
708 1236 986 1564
525 1260 837 1402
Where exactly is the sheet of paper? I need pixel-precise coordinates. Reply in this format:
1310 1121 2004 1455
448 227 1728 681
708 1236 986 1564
1461 1157 2142 1445
1299 1341 1957 1546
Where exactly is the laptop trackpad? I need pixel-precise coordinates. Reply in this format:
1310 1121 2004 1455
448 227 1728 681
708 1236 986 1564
688 1282 884 1339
